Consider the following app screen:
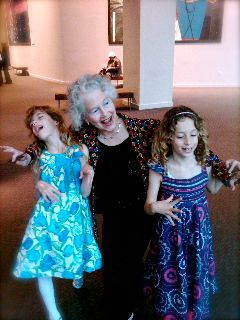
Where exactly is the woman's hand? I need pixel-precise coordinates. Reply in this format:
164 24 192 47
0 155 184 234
152 195 182 226
226 159 240 173
226 159 240 191
36 181 62 202
80 163 94 183
0 145 31 166
80 164 94 198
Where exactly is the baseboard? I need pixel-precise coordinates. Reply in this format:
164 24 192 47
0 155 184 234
30 73 71 84
138 100 173 110
173 83 240 88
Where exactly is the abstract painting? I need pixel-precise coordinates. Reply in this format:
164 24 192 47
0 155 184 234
175 0 224 42
108 0 123 45
7 0 31 45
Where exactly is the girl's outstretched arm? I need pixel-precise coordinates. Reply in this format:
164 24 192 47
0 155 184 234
207 160 240 193
144 169 182 226
1 146 61 201
207 151 240 187
80 144 94 198
0 145 31 166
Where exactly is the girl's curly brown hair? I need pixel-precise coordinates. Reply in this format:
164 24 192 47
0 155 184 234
152 105 209 166
25 106 74 160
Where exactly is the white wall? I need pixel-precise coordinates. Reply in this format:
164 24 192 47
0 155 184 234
10 0 64 82
59 0 123 82
7 0 239 87
8 0 123 83
173 0 240 87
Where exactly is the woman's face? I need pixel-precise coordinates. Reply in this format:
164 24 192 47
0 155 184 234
83 89 117 133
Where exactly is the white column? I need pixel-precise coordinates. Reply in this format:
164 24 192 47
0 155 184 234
123 0 176 109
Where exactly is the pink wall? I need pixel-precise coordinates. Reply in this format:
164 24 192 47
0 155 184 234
60 0 123 82
10 0 64 82
8 0 123 83
7 0 239 87
173 0 240 87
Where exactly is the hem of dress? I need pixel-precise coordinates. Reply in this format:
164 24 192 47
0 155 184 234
13 265 102 279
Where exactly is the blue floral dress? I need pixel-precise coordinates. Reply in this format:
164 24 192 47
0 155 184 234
14 145 102 279
144 162 217 320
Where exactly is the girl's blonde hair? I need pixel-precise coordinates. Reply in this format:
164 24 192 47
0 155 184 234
25 105 74 160
152 105 209 166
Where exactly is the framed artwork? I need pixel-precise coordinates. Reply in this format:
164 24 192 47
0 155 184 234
7 0 31 45
108 0 123 45
175 0 224 43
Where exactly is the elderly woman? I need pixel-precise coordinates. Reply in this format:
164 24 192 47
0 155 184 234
66 74 159 320
2 74 239 320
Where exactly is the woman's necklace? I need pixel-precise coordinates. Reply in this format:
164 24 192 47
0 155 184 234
98 122 122 140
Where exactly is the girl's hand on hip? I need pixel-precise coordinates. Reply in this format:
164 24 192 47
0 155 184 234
36 180 62 202
154 195 182 226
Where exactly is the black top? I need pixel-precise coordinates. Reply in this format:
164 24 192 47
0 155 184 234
94 137 153 258
94 137 145 217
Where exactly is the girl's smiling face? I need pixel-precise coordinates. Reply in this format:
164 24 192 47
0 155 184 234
30 111 58 140
171 117 199 158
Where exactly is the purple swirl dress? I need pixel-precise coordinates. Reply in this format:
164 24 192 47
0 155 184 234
144 162 217 320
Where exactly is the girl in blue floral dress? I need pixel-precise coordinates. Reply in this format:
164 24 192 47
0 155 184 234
143 106 235 320
12 106 102 320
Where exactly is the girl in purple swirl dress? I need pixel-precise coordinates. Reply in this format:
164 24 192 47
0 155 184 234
144 106 227 320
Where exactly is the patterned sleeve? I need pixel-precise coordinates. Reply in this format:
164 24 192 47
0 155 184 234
24 141 40 164
129 116 160 144
139 118 160 133
205 150 232 186
148 161 165 175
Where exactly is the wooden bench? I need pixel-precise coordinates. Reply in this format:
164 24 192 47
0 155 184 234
111 75 123 88
55 89 134 110
12 66 29 76
55 93 67 109
117 89 134 109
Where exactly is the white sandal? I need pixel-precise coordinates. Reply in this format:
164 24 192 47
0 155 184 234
72 277 84 289
49 316 63 320
128 313 134 320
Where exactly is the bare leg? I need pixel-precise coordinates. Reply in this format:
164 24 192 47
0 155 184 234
37 277 62 320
